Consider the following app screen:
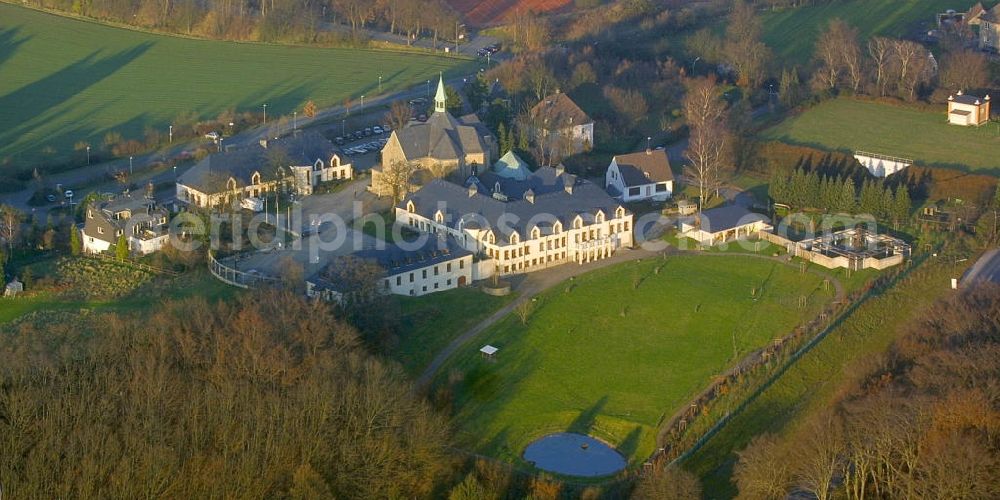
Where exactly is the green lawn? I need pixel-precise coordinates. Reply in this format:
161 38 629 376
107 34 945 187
0 3 471 167
684 256 957 498
760 0 979 66
440 255 834 468
393 287 513 376
763 98 1000 174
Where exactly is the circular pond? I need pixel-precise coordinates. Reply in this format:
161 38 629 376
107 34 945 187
523 433 626 477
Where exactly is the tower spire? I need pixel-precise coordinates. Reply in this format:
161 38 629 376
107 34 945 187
434 72 447 113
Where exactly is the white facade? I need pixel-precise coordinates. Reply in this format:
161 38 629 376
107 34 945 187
396 205 634 276
605 159 673 202
380 253 473 296
289 154 353 196
854 152 912 178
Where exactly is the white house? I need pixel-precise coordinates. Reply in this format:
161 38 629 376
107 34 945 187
530 91 594 155
679 205 772 246
947 91 991 127
82 192 170 255
177 131 352 208
306 236 473 299
605 148 674 202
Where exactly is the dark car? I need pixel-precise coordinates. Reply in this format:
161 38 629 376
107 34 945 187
334 136 345 145
363 127 373 137
417 113 428 122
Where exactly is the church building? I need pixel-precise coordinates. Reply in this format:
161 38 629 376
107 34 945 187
370 75 495 197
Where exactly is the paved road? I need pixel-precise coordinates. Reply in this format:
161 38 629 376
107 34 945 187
962 248 1000 285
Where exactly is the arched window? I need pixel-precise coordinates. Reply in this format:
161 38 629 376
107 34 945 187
434 210 445 224
406 200 415 213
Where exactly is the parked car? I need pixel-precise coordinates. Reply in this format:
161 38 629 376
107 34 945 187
373 126 383 134
417 113 428 121
334 136 345 145
382 125 392 133
204 131 221 141
363 127 373 136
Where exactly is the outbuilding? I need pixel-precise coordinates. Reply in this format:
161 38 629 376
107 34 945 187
679 205 772 245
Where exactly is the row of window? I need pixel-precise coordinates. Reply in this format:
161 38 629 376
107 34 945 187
392 259 467 286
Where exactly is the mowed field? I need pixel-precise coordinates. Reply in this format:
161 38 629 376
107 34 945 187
0 4 470 167
760 0 979 66
763 98 1000 174
441 255 833 468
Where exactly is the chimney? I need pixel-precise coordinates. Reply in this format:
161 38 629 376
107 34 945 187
468 183 477 197
555 163 565 176
958 89 964 95
564 180 574 195
259 139 268 149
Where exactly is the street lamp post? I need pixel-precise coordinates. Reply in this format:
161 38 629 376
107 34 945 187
360 95 365 110
129 156 133 176
86 146 90 165
342 119 346 136
169 125 173 143
426 80 430 97
173 165 177 181
691 56 700 74
378 75 383 93
293 111 297 131
263 104 268 125
647 136 652 151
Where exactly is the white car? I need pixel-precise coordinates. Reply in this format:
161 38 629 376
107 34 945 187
373 126 383 134
204 131 221 141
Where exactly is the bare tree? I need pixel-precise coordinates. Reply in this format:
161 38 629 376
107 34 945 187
0 204 22 251
939 50 990 92
891 39 932 101
385 100 412 130
380 160 419 205
724 0 770 89
791 413 846 500
868 37 893 96
631 465 702 500
683 77 730 213
733 433 792 499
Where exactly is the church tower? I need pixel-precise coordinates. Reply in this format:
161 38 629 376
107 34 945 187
434 73 447 113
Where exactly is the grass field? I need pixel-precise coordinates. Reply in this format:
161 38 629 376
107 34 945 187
760 0 978 66
393 288 513 376
0 4 470 167
683 256 958 498
440 255 834 468
763 98 1000 174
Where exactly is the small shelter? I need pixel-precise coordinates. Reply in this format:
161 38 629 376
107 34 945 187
4 278 23 297
480 344 499 360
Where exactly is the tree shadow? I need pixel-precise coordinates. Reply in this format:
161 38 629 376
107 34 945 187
0 26 30 71
0 43 154 150
617 425 643 459
566 395 608 436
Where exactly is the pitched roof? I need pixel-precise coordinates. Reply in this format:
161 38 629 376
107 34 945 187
492 151 532 180
981 3 1000 22
400 166 623 241
698 205 770 233
950 92 990 106
180 131 336 192
612 149 674 187
530 92 593 130
354 234 472 276
386 110 487 163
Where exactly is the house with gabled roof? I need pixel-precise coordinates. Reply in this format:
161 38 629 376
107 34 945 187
605 148 674 202
395 164 633 276
82 191 170 255
177 131 351 208
968 2 1000 50
530 91 594 156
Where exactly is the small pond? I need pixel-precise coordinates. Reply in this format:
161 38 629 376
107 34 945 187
522 432 627 477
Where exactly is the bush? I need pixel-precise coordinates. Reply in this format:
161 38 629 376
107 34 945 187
55 257 156 299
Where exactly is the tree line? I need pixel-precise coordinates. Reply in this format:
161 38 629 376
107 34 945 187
0 291 452 498
21 0 459 44
732 283 1000 499
769 168 912 224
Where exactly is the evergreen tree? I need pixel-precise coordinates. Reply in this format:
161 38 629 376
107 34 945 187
893 186 912 224
859 180 881 215
779 67 801 108
838 177 857 213
805 171 821 209
498 122 511 154
115 234 129 261
69 226 82 256
768 172 788 204
879 185 895 221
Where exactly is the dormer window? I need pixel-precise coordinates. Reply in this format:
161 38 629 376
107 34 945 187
531 226 540 239
596 210 605 223
87 209 93 219
553 221 563 234
573 215 583 229
510 232 520 244
406 200 415 213
615 206 626 218
486 230 496 244
251 172 261 185
227 178 238 190
434 210 445 224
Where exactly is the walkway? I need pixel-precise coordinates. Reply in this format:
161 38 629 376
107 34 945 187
413 246 846 390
